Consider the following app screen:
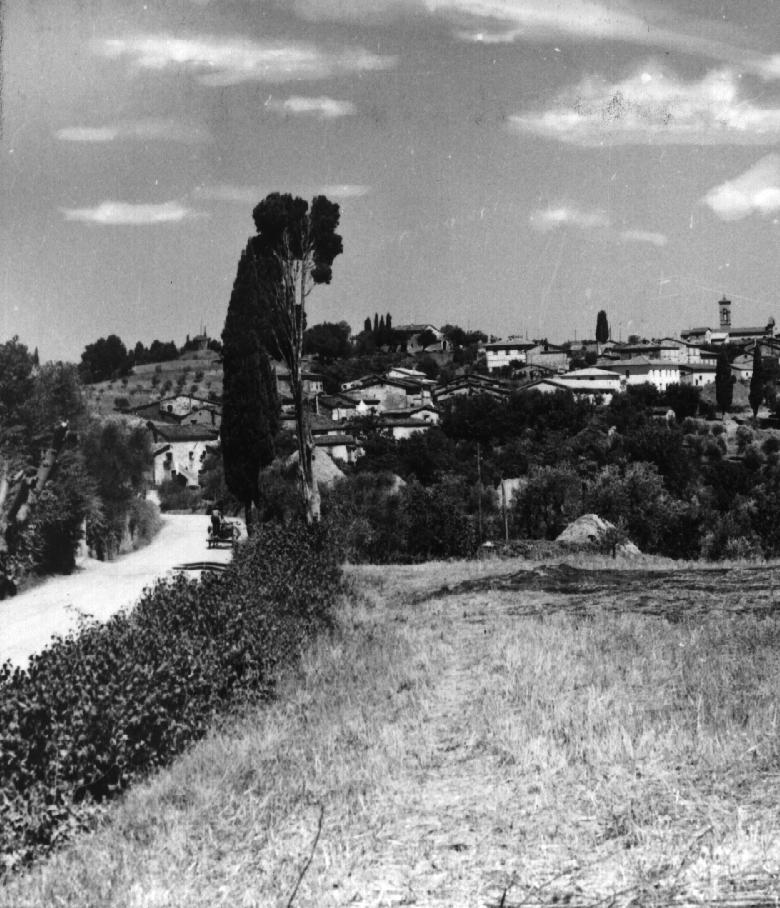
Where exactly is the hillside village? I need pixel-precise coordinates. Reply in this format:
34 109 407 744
94 296 780 492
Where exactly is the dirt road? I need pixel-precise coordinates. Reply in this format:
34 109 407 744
0 514 239 668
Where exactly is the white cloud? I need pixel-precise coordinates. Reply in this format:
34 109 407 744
61 201 201 225
510 64 780 146
265 96 356 119
57 127 120 142
619 229 667 246
702 154 780 220
530 205 667 245
55 118 211 144
319 184 371 198
97 35 396 86
291 0 780 78
530 205 610 231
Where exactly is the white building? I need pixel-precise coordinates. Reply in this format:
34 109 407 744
484 340 536 373
147 423 219 487
602 357 682 391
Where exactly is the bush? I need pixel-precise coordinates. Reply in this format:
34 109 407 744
0 523 343 870
763 435 780 455
127 498 162 550
736 425 753 452
157 478 202 512
324 472 482 562
511 465 583 540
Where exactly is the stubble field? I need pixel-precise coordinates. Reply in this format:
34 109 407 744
2 555 779 907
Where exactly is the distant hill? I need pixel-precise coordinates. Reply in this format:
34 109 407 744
84 349 223 418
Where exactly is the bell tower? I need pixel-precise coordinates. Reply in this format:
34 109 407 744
719 295 731 330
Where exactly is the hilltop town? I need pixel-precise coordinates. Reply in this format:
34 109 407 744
95 296 778 494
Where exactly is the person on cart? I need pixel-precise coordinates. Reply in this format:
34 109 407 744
210 505 224 537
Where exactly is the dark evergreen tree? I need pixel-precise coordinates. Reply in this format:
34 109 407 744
363 317 372 334
715 348 733 417
78 335 131 383
246 192 343 523
221 246 280 530
373 313 379 335
749 344 765 419
596 310 610 344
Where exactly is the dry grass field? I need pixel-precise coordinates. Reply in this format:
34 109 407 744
2 555 780 907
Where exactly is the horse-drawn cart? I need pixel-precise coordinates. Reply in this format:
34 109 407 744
207 519 240 548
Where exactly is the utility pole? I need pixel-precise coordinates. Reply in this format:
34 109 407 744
501 477 509 545
476 443 483 543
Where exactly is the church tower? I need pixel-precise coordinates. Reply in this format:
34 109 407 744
719 296 731 330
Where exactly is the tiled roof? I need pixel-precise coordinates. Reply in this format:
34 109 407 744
146 422 218 442
314 434 356 446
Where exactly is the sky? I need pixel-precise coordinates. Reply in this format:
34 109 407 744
2 0 780 362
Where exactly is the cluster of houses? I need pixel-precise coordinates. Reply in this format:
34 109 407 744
485 297 778 404
125 297 777 490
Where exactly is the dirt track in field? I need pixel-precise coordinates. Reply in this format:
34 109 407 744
0 514 239 668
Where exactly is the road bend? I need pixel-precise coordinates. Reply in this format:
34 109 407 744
0 514 241 668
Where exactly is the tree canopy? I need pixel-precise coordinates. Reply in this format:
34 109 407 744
78 335 131 383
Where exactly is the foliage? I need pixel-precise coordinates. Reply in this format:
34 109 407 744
126 498 162 550
0 523 343 870
246 192 344 524
78 335 131 384
303 321 351 361
355 428 459 485
595 309 610 344
661 383 700 420
80 419 153 559
157 478 203 512
324 472 481 562
715 349 733 415
749 345 764 418
220 245 280 526
132 339 179 366
0 337 37 449
416 328 439 350
510 465 583 539
416 354 440 380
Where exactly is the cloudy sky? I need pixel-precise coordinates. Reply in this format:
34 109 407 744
2 0 780 360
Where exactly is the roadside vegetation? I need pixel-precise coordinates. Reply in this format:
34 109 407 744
0 339 160 594
0 522 342 873
2 557 778 905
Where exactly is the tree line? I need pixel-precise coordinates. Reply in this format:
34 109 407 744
78 334 222 384
0 338 156 594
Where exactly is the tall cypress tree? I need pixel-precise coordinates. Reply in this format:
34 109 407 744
248 192 343 524
749 344 765 419
715 348 733 417
595 310 609 344
221 246 280 530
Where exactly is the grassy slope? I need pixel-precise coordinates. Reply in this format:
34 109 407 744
2 556 780 906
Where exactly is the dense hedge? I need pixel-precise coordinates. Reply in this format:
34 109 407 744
0 522 342 872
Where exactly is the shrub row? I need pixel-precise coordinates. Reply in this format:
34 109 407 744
0 522 343 872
